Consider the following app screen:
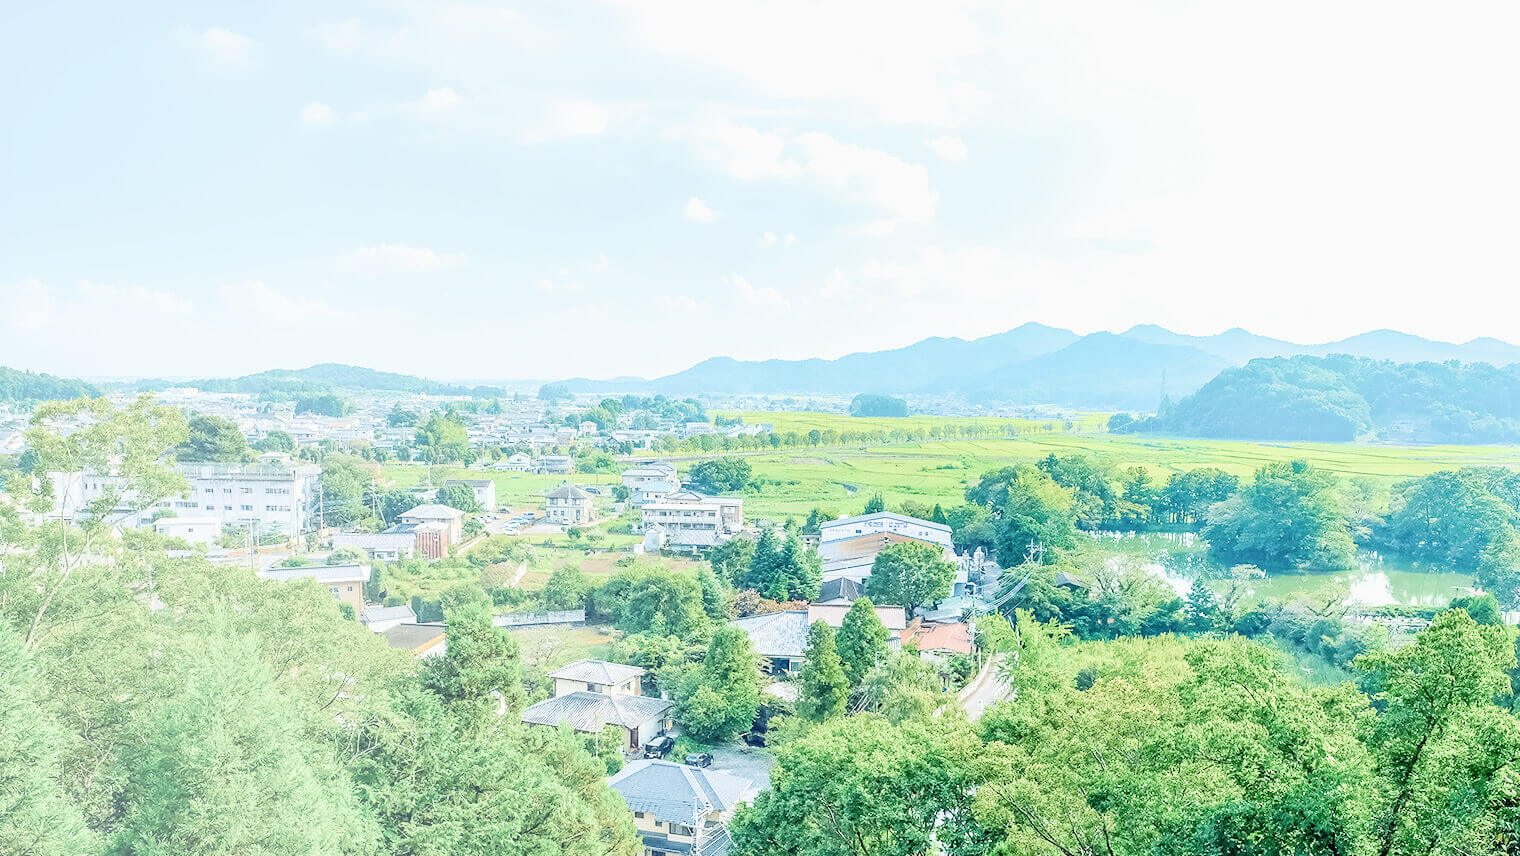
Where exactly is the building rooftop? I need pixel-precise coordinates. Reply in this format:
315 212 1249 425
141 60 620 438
729 611 811 659
259 563 371 584
445 478 495 488
383 622 446 652
520 691 672 732
546 483 593 500
548 659 646 685
399 504 465 520
360 604 417 626
608 759 753 825
821 511 951 535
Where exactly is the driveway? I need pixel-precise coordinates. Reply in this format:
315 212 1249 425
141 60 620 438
708 744 776 793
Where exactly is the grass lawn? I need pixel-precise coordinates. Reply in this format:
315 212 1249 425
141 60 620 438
510 624 618 673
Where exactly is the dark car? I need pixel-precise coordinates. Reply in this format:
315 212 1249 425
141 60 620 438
742 732 766 747
641 734 675 759
684 752 713 768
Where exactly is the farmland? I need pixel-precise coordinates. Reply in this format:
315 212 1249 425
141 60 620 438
733 431 1520 520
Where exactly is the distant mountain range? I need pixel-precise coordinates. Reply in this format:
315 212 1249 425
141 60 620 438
114 364 504 398
556 324 1520 411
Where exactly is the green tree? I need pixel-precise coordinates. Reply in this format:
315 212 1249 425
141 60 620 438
836 597 890 686
541 566 590 611
327 544 367 565
708 535 757 586
729 715 989 856
1357 609 1520 856
670 626 761 742
108 632 373 856
176 413 250 462
253 429 295 453
687 458 753 493
0 628 95 855
437 482 482 513
420 601 526 724
865 541 957 616
797 621 849 721
1203 460 1356 570
863 492 886 514
414 412 471 463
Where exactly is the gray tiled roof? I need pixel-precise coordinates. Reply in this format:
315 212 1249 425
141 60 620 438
548 659 645 685
817 577 865 604
259 564 371 584
520 691 672 732
546 483 592 500
607 759 753 824
729 611 809 659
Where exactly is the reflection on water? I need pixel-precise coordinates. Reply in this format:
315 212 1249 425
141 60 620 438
1111 533 1477 608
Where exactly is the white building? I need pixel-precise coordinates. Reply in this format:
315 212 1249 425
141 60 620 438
152 515 222 547
49 456 320 538
545 483 595 525
620 462 679 506
640 488 744 551
817 511 965 600
332 531 417 562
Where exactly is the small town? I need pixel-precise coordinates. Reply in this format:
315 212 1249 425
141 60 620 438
6 4 1520 855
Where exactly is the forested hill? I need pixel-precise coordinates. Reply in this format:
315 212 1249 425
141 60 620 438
0 366 103 401
128 363 504 397
1122 355 1520 442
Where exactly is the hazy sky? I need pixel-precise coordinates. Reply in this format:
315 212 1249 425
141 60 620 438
4 2 1519 381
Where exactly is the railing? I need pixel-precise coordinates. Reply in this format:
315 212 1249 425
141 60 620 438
493 609 586 627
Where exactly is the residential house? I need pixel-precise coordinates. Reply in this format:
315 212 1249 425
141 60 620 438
621 462 679 506
500 452 533 471
520 659 672 751
640 489 743 552
536 454 575 475
359 604 417 633
332 532 416 562
545 483 595 525
382 623 447 657
259 564 371 616
608 759 755 856
444 478 497 511
815 576 866 605
730 603 905 673
390 504 464 558
900 618 974 662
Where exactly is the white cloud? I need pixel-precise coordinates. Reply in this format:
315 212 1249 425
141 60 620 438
617 0 989 126
724 274 790 312
174 26 255 69
675 119 800 181
795 132 936 224
75 281 191 315
534 278 584 293
333 244 463 274
679 121 935 224
758 232 776 247
300 102 337 125
926 135 967 162
818 269 853 300
219 281 337 320
656 294 712 316
408 87 464 121
683 197 718 223
1 279 52 330
536 99 609 139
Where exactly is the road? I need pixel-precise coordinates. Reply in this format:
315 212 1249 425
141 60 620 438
956 653 1013 721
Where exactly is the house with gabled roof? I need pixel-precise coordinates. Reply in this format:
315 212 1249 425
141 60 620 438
545 482 595 525
520 659 672 751
608 759 755 856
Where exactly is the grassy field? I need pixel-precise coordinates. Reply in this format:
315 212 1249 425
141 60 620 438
735 432 1520 520
711 410 1111 435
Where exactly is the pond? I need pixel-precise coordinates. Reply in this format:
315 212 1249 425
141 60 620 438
1096 532 1478 608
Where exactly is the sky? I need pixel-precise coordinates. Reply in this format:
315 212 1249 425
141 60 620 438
4 1 1520 382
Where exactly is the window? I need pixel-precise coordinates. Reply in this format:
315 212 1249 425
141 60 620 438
224 505 233 511
633 812 645 819
223 488 232 494
204 488 214 494
240 487 252 494
240 504 253 512
669 824 695 837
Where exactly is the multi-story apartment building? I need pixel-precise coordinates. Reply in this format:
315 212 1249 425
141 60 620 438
49 454 320 539
620 462 679 506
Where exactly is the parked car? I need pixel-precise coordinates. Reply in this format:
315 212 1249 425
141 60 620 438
742 732 766 747
641 735 675 759
684 752 713 768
